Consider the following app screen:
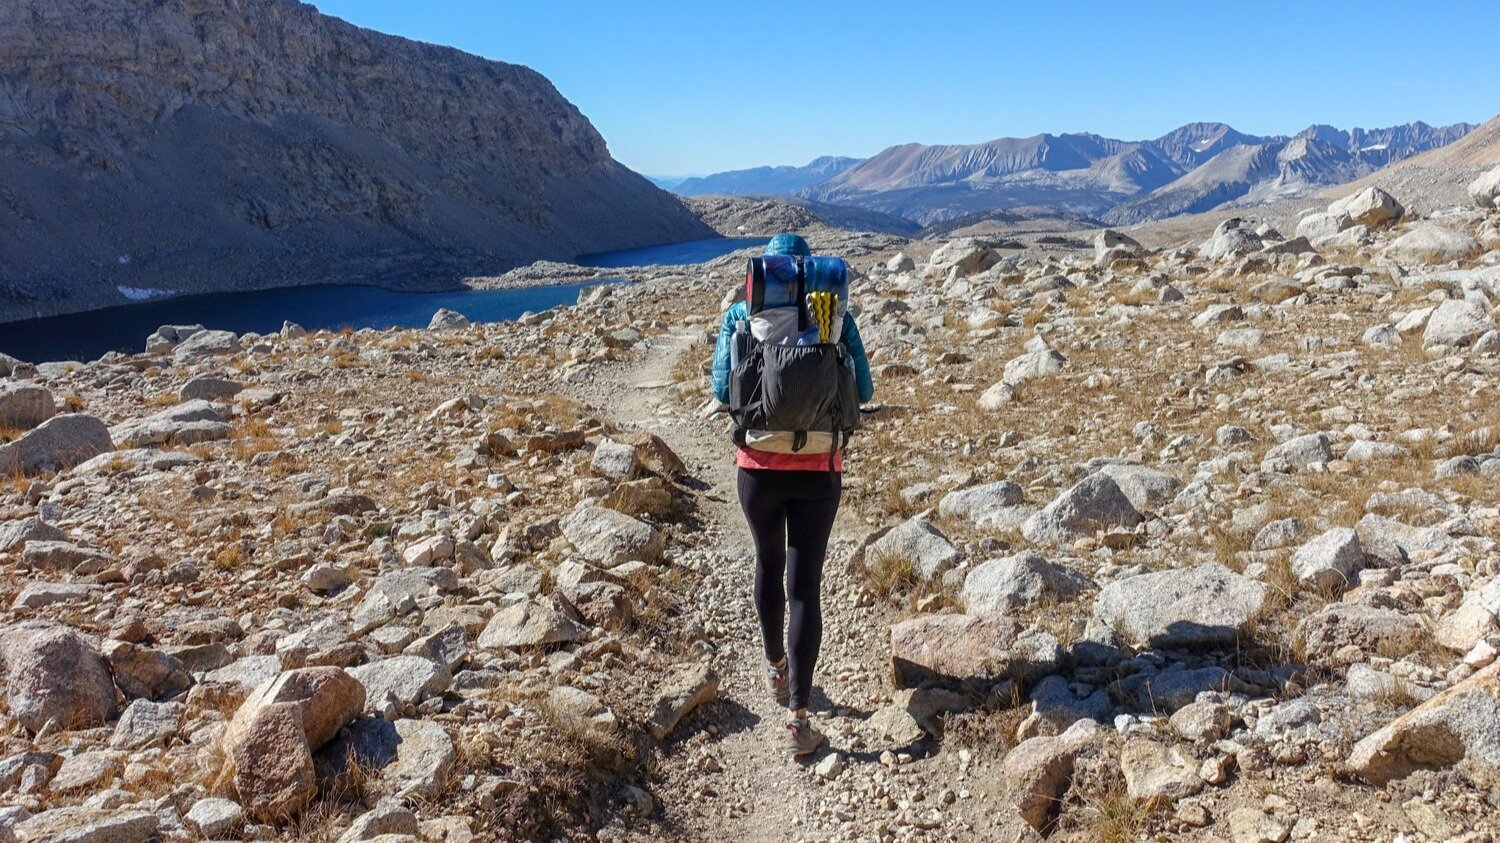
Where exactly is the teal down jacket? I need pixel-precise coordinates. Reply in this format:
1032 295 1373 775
711 300 874 405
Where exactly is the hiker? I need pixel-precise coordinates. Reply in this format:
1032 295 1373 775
710 232 874 757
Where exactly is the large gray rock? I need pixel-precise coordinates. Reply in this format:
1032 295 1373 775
1198 218 1261 261
0 622 118 734
1328 186 1404 228
560 504 664 566
1094 463 1181 512
1260 432 1332 472
1296 603 1428 665
1295 210 1353 241
889 613 1060 689
0 518 65 553
1003 719 1104 829
0 414 113 476
12 808 157 843
109 399 231 449
1093 563 1269 649
477 597 586 649
172 329 240 357
1289 528 1364 592
961 551 1090 614
382 718 456 799
1469 164 1500 209
102 640 192 700
348 655 452 707
0 383 54 431
1121 739 1204 806
1422 298 1496 348
427 308 470 330
868 517 960 580
1348 662 1500 785
924 238 999 279
1002 349 1066 385
1021 474 1142 545
937 481 1023 527
179 377 244 402
1386 224 1483 264
109 699 185 750
185 798 244 838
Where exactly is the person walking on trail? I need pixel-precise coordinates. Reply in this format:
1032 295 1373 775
710 232 874 758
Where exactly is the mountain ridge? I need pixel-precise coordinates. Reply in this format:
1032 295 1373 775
677 120 1476 227
0 0 712 322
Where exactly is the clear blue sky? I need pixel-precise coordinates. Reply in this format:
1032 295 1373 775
310 0 1498 176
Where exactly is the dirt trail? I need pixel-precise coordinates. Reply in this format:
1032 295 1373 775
568 327 999 843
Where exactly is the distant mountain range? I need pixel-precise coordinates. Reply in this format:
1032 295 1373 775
672 122 1476 227
674 156 863 197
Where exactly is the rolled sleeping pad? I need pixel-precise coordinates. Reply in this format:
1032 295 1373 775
746 255 801 314
746 256 849 314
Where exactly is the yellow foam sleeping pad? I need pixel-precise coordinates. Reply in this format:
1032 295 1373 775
807 291 835 343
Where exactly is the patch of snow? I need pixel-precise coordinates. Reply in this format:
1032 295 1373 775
1360 143 1388 152
117 285 173 302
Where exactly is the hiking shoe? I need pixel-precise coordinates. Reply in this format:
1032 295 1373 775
785 717 826 759
765 659 790 707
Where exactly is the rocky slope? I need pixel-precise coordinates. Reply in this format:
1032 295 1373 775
3 167 1500 842
0 0 712 323
775 121 1475 226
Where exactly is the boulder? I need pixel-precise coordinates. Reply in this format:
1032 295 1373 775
185 798 244 838
180 377 244 402
10 582 101 611
477 597 586 649
0 622 117 733
1018 675 1112 739
1289 528 1364 592
1002 349 1066 385
1093 563 1268 649
172 329 240 357
590 439 641 481
647 663 720 740
0 414 113 476
109 699 185 750
1295 211 1353 241
1021 474 1142 545
109 399 231 449
383 719 456 799
1003 719 1103 829
937 481 1024 528
868 517 960 580
976 380 1016 409
1120 739 1204 806
102 640 192 700
886 252 915 273
1297 603 1428 665
12 809 156 843
348 656 452 708
889 613 1060 689
427 308 470 330
0 383 54 431
1385 224 1482 264
1260 432 1332 472
961 551 1090 614
924 238 999 279
221 668 366 820
1347 662 1500 785
0 518 65 553
1094 462 1181 512
1108 666 1253 712
559 504 664 566
1198 218 1261 261
1469 164 1500 209
1422 298 1495 348
1328 186 1404 228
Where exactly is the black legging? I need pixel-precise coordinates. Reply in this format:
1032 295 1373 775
736 467 841 711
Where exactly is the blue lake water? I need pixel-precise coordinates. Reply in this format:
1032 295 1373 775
0 281 613 363
0 236 763 363
575 236 764 268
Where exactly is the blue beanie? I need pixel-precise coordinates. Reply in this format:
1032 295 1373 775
764 233 811 257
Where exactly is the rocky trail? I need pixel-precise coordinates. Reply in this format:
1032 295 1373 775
5 170 1500 842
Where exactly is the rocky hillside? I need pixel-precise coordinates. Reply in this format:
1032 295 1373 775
2 163 1500 842
779 121 1474 225
0 0 712 323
